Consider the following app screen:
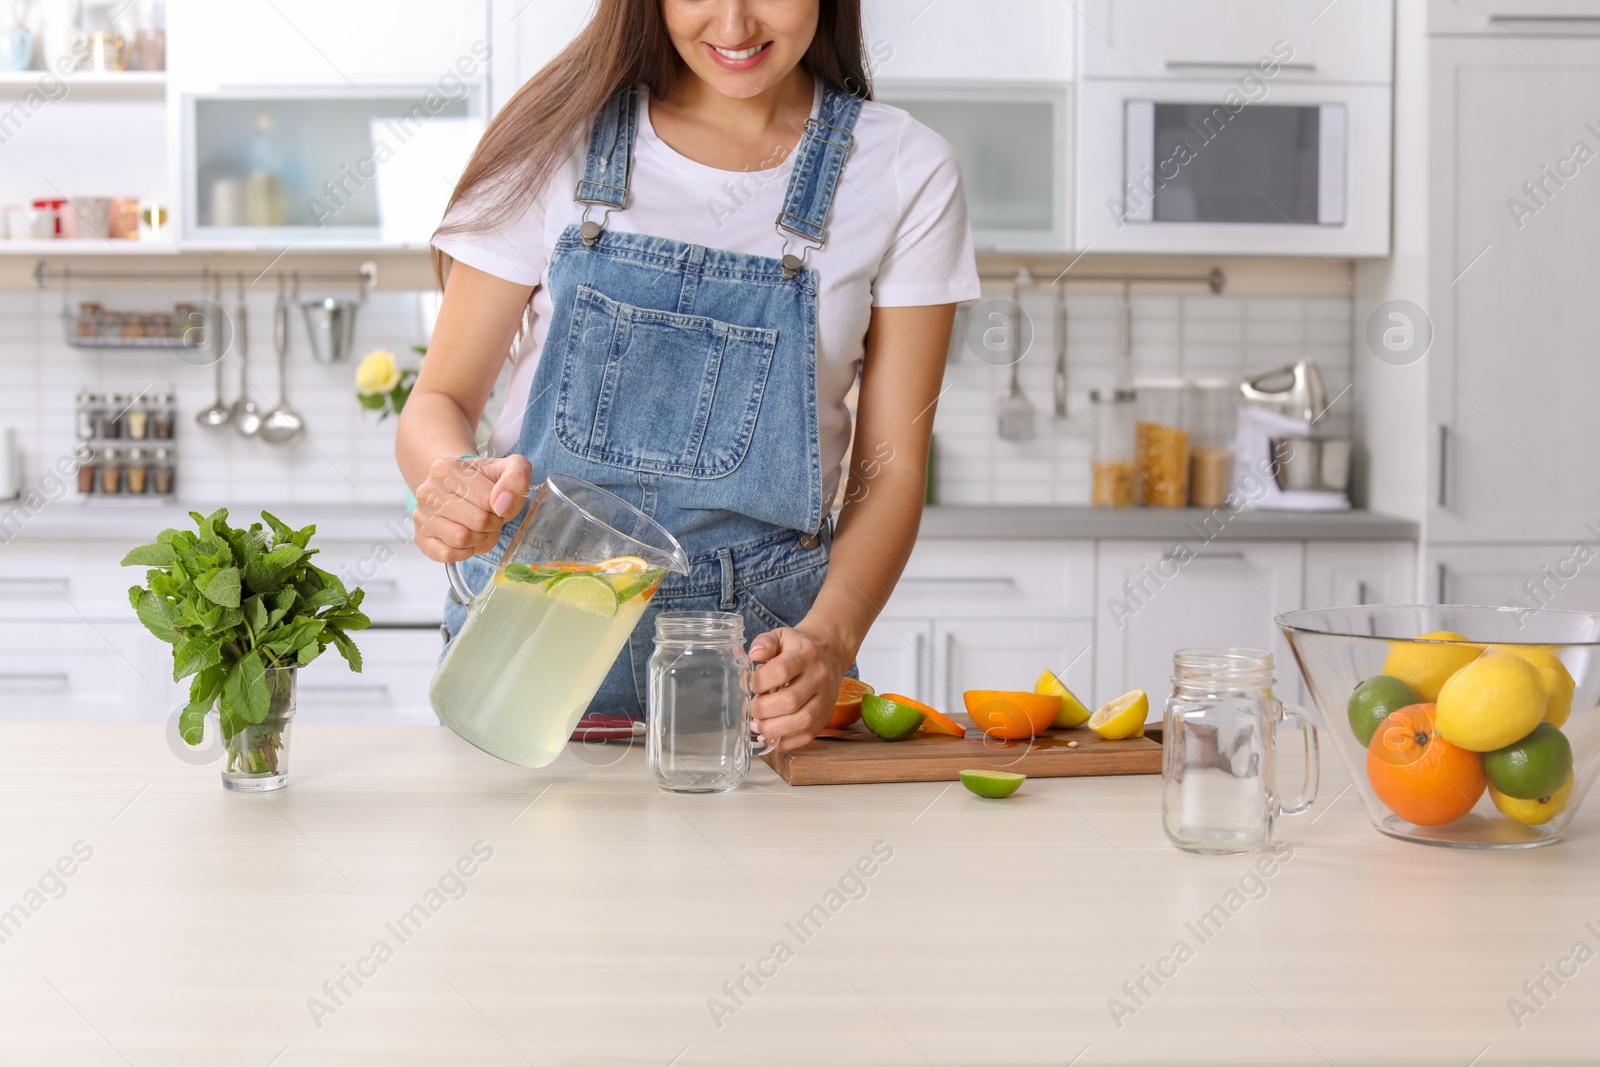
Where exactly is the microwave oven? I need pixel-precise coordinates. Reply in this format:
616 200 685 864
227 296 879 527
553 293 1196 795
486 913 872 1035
1077 78 1391 256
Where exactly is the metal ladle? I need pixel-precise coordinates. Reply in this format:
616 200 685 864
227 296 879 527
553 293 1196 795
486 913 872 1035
259 276 305 446
229 273 263 437
195 272 231 430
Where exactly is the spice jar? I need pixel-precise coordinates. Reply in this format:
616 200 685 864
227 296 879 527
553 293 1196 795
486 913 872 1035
125 447 149 494
153 447 175 496
1089 388 1138 508
1135 380 1190 507
75 390 101 440
152 392 175 439
1188 381 1236 510
99 394 126 439
126 396 151 440
77 451 98 494
99 446 123 494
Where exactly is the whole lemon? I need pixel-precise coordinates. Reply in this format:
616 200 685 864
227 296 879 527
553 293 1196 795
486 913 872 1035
1382 631 1482 702
1489 645 1575 727
1489 772 1574 825
1435 651 1547 752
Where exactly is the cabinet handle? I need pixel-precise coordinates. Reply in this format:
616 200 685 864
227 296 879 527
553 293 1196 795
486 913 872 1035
1164 60 1317 72
1185 552 1246 562
0 576 70 589
299 683 391 696
944 632 956 713
899 576 1017 587
1356 580 1369 606
0 671 70 688
913 631 928 705
365 621 446 632
1436 424 1450 508
1488 14 1600 31
1436 564 1448 605
353 578 399 592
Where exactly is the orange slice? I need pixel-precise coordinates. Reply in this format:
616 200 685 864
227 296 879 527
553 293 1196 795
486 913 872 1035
875 694 964 736
963 690 1062 741
828 677 874 730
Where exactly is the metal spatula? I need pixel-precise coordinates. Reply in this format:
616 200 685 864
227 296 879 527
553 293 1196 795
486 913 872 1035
997 272 1035 441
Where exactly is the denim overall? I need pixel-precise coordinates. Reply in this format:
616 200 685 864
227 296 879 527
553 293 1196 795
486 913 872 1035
443 82 865 717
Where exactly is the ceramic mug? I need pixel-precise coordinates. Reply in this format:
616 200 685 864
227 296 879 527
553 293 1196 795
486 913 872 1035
0 28 32 71
70 197 112 239
109 197 140 239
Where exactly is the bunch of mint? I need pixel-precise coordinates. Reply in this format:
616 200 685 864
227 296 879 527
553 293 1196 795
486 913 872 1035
123 509 369 744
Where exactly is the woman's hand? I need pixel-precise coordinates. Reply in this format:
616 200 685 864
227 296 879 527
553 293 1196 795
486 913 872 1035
412 455 533 563
749 625 848 752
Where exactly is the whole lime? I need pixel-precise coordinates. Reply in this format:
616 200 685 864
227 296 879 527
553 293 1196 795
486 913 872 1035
1348 675 1421 747
861 693 925 741
1483 723 1573 800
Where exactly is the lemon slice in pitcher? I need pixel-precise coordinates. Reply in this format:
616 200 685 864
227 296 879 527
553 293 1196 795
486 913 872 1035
546 574 620 617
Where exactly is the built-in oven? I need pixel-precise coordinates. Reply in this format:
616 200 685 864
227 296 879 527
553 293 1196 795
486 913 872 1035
1076 78 1391 256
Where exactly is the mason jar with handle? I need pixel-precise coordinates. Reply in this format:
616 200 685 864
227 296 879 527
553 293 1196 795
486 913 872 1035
1161 648 1319 854
647 612 777 794
429 473 690 769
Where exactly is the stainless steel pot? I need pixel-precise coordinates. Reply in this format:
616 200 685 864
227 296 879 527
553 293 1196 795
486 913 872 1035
300 297 360 363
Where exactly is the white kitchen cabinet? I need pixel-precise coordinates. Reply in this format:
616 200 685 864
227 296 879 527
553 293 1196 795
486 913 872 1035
863 0 1073 84
1427 36 1600 542
0 621 173 722
934 617 1094 713
295 625 442 725
1095 541 1305 709
169 0 491 88
1429 0 1600 35
854 616 934 704
1078 0 1393 83
1432 544 1600 612
1303 541 1418 608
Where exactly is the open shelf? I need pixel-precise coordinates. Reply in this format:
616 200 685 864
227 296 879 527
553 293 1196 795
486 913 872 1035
0 240 180 256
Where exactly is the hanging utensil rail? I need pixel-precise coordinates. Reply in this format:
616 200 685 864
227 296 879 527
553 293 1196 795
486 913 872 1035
33 261 377 295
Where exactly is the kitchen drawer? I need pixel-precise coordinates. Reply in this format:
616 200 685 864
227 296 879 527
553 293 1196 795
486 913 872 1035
882 540 1096 618
1430 0 1600 34
294 625 441 726
1080 0 1393 82
0 542 140 621
312 540 446 624
0 621 173 721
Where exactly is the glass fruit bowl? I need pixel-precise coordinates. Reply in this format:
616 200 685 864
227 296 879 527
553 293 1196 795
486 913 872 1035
1278 605 1600 849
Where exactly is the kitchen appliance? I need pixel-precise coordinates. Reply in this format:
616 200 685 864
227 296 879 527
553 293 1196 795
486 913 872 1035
646 611 775 794
431 474 689 769
1241 361 1328 422
1161 647 1318 855
1077 78 1392 256
1280 605 1600 849
1231 407 1349 511
762 719 1161 786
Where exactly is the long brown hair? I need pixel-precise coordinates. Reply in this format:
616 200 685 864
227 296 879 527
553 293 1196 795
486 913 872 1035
433 0 871 287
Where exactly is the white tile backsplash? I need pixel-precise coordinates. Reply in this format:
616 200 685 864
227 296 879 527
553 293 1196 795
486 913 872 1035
0 287 1353 511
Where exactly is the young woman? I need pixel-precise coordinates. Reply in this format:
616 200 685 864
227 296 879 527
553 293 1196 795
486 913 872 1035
399 0 979 751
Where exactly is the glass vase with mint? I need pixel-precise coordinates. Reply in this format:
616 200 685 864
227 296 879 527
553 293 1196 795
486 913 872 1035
123 509 369 790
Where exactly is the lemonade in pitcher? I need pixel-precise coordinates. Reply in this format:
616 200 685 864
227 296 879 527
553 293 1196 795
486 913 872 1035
430 557 665 767
428 474 689 769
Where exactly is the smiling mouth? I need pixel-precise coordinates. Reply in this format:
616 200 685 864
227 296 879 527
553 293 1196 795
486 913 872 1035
708 41 771 61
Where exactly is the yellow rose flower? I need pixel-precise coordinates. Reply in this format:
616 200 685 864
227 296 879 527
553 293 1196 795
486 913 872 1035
355 349 401 396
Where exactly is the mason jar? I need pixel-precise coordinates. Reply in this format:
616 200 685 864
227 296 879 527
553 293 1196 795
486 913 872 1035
647 612 775 794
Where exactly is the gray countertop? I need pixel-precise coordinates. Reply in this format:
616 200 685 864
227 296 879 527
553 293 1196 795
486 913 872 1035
2 500 1417 544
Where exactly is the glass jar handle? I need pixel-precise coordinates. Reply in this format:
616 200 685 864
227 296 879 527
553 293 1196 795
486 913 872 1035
1273 702 1320 817
750 729 779 757
444 560 481 605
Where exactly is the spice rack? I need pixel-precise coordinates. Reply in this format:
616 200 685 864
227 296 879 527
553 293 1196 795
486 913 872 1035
75 382 178 505
66 301 200 350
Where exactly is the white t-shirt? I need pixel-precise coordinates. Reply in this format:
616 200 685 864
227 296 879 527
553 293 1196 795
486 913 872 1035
433 81 981 504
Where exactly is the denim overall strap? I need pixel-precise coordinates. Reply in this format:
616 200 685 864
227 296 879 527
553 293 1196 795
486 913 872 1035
775 86 865 254
574 85 639 242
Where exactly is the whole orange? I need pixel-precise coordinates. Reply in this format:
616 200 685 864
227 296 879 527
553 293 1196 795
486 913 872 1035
828 678 874 729
1366 703 1487 826
964 690 1061 740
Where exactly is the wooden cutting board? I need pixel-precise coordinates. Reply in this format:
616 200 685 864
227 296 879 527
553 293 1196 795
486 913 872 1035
762 716 1162 786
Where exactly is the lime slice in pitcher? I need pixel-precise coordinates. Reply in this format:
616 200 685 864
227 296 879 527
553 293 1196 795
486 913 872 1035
546 574 620 617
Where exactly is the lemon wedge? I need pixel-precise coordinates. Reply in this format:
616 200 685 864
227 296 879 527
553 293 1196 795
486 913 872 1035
1088 690 1149 740
1035 669 1093 727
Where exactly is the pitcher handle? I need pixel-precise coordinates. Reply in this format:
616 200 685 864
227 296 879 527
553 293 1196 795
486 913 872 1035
1274 701 1320 818
444 560 482 606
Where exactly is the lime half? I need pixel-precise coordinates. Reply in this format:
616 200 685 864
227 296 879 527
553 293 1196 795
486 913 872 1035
545 574 619 617
959 769 1026 799
861 693 924 741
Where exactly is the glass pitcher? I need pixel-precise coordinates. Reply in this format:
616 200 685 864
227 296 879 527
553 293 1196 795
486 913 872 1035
1161 648 1319 854
429 474 689 768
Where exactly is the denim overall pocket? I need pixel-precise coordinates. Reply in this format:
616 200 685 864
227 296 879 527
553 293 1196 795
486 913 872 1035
555 285 779 479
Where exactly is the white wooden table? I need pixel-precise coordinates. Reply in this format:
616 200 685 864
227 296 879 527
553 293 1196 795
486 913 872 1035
1 722 1596 1065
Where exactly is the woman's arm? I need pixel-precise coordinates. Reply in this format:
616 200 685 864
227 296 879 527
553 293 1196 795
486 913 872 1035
396 262 537 563
749 302 957 750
